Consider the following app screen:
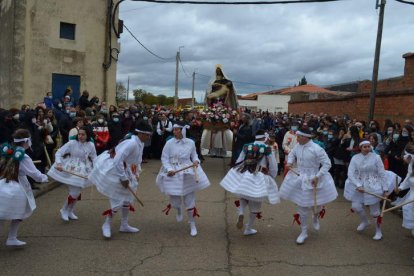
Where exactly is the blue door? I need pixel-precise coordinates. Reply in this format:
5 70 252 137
51 73 81 104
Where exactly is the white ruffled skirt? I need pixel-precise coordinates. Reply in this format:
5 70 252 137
48 157 93 188
88 152 138 203
156 164 210 196
201 129 233 150
344 170 397 205
0 177 36 220
220 168 280 204
280 170 337 207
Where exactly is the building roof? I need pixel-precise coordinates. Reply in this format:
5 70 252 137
278 84 339 95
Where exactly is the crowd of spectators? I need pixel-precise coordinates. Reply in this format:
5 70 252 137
1 89 413 200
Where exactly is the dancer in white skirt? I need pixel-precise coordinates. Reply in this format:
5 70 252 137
221 130 280 236
280 127 338 244
344 140 389 240
0 129 48 246
156 122 210 237
48 126 97 221
395 145 414 238
88 121 152 238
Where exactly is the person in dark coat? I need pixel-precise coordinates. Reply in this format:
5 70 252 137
231 113 254 166
78 90 94 110
107 112 124 149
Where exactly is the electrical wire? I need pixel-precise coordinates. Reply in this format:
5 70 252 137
394 0 414 5
130 0 343 5
178 56 192 77
123 24 175 61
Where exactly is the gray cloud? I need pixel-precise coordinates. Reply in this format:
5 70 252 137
116 0 414 99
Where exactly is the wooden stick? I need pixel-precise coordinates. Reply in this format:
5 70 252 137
380 196 388 218
313 184 317 214
194 165 199 183
394 175 400 194
362 190 391 202
383 198 414 213
33 160 42 164
127 186 144 207
61 169 88 180
289 168 300 176
173 164 196 174
44 146 52 168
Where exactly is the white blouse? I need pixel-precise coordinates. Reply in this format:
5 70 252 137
55 140 97 165
161 138 199 172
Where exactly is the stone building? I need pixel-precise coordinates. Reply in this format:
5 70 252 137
0 0 121 108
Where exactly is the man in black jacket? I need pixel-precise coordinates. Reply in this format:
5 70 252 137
231 113 254 166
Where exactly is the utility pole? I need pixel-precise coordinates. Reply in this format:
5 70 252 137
191 71 195 108
127 76 129 101
174 46 184 109
368 0 386 122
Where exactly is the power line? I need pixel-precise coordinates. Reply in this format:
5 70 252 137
394 0 414 5
130 0 343 5
178 56 191 77
123 24 175 61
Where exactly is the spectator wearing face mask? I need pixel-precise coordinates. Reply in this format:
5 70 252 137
59 107 75 145
121 110 134 136
92 114 110 154
385 126 412 178
107 113 123 149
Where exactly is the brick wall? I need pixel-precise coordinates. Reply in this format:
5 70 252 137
288 90 414 126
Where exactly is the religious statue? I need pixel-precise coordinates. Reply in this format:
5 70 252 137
201 65 238 157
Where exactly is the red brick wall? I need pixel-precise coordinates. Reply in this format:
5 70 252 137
288 90 414 126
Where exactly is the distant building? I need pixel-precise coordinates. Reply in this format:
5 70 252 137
0 0 121 108
238 84 339 113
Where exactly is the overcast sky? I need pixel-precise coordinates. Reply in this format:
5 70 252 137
116 0 414 101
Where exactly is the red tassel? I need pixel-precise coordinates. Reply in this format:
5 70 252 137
188 207 200 218
162 204 172 215
293 213 301 225
124 204 135 212
255 212 262 219
102 209 113 216
67 195 76 205
234 200 240 207
319 207 326 219
376 216 382 225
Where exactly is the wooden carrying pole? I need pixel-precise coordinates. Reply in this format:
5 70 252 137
173 164 196 174
363 190 391 202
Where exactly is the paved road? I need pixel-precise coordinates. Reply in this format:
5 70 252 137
1 158 413 275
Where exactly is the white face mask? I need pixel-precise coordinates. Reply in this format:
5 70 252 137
31 118 37 124
98 119 104 124
13 114 19 120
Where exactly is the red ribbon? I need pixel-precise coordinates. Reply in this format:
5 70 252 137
102 209 113 217
319 207 326 219
67 194 82 205
124 204 135 212
376 216 382 225
188 207 200 218
255 212 262 219
162 204 172 215
234 200 240 207
293 213 301 225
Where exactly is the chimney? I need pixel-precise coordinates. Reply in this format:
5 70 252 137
403 52 414 78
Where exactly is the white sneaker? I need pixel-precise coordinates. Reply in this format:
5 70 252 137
102 222 111 238
68 212 78 220
189 222 197 237
6 238 26 247
60 209 69 221
120 224 140 233
312 216 320 231
296 231 308 245
243 228 257 236
373 230 383 241
236 215 244 229
357 221 370 232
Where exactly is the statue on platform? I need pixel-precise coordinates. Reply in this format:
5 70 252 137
201 65 238 158
206 65 238 110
